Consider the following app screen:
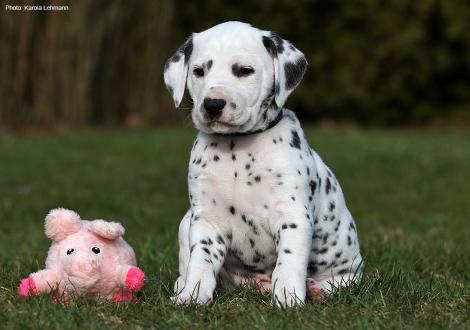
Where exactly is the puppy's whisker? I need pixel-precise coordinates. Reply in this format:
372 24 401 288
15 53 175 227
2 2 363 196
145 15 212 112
183 114 193 126
183 96 194 105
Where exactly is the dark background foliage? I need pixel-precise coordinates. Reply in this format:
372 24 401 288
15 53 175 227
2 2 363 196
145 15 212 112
1 0 469 129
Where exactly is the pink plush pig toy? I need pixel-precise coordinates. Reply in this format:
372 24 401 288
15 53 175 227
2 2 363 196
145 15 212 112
18 208 145 302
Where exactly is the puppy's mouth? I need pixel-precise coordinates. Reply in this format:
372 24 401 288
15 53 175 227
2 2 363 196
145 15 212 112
208 120 240 133
210 120 237 127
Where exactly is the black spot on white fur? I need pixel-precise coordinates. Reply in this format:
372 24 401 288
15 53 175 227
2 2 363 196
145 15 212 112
164 35 193 71
270 32 285 54
182 35 193 64
291 130 301 149
326 178 332 194
262 36 277 58
284 57 307 90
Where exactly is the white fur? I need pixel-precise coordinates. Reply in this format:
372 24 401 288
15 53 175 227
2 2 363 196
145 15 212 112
164 22 306 135
164 22 362 308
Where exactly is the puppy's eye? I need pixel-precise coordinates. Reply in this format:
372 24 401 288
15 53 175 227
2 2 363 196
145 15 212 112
193 67 204 77
238 66 255 77
66 248 74 255
91 247 100 254
232 64 255 78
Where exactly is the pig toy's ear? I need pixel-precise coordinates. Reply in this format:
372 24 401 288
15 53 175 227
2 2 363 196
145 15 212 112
45 208 81 241
90 220 125 240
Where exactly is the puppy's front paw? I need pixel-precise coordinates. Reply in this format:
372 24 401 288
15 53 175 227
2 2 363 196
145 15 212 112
173 275 186 294
272 269 306 308
171 277 215 305
172 287 213 305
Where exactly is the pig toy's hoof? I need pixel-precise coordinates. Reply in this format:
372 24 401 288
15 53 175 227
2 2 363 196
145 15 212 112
125 267 145 291
18 277 37 297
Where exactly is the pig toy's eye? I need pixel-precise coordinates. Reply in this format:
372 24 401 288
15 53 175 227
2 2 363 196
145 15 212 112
66 248 74 255
91 247 100 254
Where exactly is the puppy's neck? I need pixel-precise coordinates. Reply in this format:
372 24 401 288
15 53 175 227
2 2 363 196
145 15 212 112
212 110 283 137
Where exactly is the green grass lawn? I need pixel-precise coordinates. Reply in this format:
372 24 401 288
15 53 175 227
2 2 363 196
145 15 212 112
0 127 469 329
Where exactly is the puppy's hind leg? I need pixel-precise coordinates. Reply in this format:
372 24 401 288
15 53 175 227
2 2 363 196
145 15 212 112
306 270 362 301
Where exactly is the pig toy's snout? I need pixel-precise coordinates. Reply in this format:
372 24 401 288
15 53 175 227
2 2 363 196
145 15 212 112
70 258 99 275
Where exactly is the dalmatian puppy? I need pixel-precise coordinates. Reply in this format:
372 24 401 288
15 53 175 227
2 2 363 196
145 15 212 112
164 21 363 308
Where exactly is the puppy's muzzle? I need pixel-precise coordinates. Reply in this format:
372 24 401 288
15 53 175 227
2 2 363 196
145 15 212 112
203 97 226 120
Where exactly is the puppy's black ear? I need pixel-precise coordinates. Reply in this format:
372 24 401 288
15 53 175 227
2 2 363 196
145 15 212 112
163 34 194 108
262 31 307 109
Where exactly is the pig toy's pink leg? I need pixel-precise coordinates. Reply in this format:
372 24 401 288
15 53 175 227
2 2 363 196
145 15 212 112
111 290 134 302
109 266 144 303
19 277 37 297
117 265 145 292
19 269 58 297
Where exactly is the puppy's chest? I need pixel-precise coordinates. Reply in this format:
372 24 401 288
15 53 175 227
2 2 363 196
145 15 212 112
189 138 279 271
188 137 279 214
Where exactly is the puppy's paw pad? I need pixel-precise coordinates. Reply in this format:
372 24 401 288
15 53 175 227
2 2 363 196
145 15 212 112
306 278 327 301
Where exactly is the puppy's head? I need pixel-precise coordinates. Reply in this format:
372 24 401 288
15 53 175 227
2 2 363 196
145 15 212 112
164 21 307 134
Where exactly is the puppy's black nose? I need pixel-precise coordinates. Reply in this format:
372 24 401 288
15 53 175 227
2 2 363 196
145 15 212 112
204 97 226 119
